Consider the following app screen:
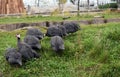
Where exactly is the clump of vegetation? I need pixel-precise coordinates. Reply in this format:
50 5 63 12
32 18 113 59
99 3 118 9
88 20 93 24
106 27 120 41
104 19 108 23
101 63 120 77
51 9 60 16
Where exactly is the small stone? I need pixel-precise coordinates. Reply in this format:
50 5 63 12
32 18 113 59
0 72 3 77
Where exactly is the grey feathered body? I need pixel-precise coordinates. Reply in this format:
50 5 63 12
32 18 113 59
24 35 41 50
57 25 67 36
46 26 64 37
5 48 22 66
50 36 65 53
17 38 39 61
26 28 44 40
63 22 80 34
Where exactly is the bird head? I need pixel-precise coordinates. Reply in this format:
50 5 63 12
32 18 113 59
8 58 22 66
16 34 20 39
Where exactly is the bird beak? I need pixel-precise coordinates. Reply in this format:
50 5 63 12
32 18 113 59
18 61 22 66
16 34 20 38
43 34 46 37
37 44 41 49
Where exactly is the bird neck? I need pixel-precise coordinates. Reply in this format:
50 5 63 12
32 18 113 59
17 37 22 49
17 37 21 43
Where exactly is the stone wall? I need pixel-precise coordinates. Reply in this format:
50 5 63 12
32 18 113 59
0 18 120 31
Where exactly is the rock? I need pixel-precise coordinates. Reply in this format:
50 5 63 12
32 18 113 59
0 72 3 77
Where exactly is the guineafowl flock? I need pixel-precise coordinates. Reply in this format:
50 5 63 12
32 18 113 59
5 22 80 66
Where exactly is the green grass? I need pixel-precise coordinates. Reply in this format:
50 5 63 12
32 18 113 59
0 12 120 24
0 22 120 77
0 15 92 25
